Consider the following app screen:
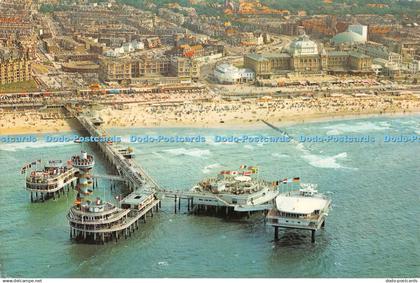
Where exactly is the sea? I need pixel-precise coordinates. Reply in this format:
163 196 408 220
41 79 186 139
0 115 419 278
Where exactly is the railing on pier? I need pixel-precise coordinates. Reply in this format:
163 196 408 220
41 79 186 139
67 108 165 195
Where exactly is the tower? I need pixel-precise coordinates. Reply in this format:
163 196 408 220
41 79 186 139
71 151 95 206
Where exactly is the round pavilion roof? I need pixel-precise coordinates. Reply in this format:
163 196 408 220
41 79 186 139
331 31 365 44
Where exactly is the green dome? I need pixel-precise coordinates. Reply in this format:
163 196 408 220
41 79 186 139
331 31 365 44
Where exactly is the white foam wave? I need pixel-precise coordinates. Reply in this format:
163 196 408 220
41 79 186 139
202 163 221 174
152 152 164 159
271 153 289 158
302 152 348 169
326 129 341 135
163 148 211 158
295 142 351 169
323 121 390 135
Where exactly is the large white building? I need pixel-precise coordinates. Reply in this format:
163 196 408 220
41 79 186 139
287 34 318 56
348 24 368 41
331 24 368 46
213 63 255 84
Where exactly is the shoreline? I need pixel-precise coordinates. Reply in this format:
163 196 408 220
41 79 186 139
1 110 419 136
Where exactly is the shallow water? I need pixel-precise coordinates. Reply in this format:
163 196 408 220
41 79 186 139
0 116 419 277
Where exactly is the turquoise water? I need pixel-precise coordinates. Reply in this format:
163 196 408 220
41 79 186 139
0 116 419 278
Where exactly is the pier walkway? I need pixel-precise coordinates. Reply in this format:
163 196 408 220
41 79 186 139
69 109 162 195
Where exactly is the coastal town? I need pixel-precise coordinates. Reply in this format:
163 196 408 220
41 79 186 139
0 0 419 134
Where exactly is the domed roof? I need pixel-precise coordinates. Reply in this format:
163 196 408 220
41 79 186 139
331 31 365 44
288 34 319 56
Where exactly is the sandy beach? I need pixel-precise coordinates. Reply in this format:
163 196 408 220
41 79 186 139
1 94 419 135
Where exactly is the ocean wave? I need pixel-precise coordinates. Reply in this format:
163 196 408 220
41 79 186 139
202 163 221 174
323 121 390 135
0 141 73 152
271 153 289 158
163 148 211 158
302 152 348 169
295 143 351 169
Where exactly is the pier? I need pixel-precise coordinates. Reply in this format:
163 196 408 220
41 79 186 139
65 107 163 243
24 160 78 203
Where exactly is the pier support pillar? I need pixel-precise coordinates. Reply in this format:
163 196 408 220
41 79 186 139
274 226 279 241
321 220 325 228
174 196 177 214
30 192 33 203
178 197 181 211
311 230 316 243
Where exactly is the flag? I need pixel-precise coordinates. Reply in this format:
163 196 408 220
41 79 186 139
272 181 279 186
282 178 289 184
239 165 247 169
251 167 258 174
293 177 300 182
243 171 252 176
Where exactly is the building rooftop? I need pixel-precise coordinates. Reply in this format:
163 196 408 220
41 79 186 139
245 53 269 62
331 31 366 45
264 53 291 58
275 194 329 214
327 50 349 57
288 34 319 56
349 51 370 59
